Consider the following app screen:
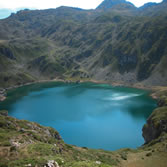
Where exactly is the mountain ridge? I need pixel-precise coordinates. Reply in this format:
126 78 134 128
96 0 135 10
0 0 166 20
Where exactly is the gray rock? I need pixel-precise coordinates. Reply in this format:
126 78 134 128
0 110 8 116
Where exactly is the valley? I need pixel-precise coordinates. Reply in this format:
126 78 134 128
0 0 167 166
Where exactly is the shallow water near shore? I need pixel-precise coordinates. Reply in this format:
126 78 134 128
0 82 157 150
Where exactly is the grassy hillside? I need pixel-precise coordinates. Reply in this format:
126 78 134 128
0 110 120 167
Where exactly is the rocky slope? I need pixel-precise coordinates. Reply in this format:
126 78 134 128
0 0 167 88
143 88 167 143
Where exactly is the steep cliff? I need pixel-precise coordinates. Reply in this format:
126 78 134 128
143 106 167 143
143 90 167 144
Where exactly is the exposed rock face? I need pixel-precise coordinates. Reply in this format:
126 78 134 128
142 106 167 144
45 160 59 167
0 47 16 60
0 110 8 116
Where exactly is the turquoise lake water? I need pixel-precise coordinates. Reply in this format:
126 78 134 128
0 82 157 150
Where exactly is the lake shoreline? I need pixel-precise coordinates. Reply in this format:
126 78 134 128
2 81 155 150
0 78 162 102
0 78 167 166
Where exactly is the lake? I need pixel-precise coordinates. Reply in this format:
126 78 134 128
0 82 157 150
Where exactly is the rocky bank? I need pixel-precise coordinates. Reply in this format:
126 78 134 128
142 89 167 144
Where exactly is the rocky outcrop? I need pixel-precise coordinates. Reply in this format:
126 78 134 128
0 89 6 101
44 160 59 167
0 110 8 116
0 47 16 60
142 106 167 144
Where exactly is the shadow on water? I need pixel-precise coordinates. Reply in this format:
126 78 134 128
0 82 156 121
0 82 66 110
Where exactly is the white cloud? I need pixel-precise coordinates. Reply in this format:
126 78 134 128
0 0 103 10
0 0 164 10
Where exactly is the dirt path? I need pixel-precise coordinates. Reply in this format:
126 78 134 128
120 151 167 167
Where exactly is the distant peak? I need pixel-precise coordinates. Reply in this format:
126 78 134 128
139 2 157 9
96 0 135 10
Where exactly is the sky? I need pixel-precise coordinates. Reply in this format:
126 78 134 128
0 0 163 19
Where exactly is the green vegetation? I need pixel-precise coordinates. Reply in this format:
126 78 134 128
0 111 120 167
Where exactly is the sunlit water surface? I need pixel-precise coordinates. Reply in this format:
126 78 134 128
0 82 157 150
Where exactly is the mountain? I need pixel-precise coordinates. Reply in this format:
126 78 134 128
0 1 167 166
139 2 158 9
96 0 135 10
138 0 167 16
0 0 167 88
